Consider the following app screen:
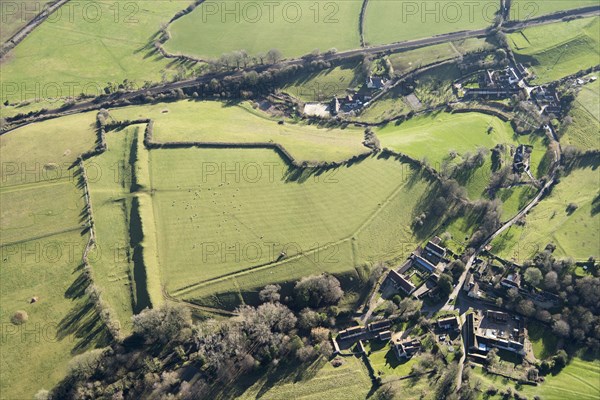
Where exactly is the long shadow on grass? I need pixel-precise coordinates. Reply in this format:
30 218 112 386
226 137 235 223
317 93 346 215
129 196 152 313
205 358 324 399
563 152 600 174
64 264 91 299
58 288 112 354
282 153 370 184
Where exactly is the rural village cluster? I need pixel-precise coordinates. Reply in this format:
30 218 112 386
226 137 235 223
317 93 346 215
0 1 599 400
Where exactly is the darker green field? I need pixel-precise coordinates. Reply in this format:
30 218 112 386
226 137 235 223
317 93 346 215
562 79 600 150
164 0 362 59
509 17 600 84
364 0 495 46
492 164 600 262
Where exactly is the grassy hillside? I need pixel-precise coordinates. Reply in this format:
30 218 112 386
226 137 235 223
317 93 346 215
509 17 600 84
0 180 83 245
0 232 110 399
356 93 412 123
282 62 364 102
389 38 493 75
491 165 600 262
509 0 599 21
0 112 108 397
148 148 430 296
472 357 600 400
84 126 139 332
0 111 97 186
376 112 522 168
562 79 600 150
496 185 537 221
364 0 495 46
233 356 372 400
0 0 187 103
164 0 362 59
108 100 369 163
0 0 54 42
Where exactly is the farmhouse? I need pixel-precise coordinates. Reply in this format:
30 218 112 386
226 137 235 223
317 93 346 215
338 326 365 340
501 272 521 289
437 316 460 331
383 238 450 298
532 87 561 116
366 75 388 90
392 337 421 359
378 330 392 341
466 310 526 356
368 319 392 333
513 144 533 174
467 282 480 299
385 269 416 295
329 94 369 115
506 67 520 85
464 65 524 99
409 239 449 274
423 240 446 264
462 270 483 298
414 255 437 274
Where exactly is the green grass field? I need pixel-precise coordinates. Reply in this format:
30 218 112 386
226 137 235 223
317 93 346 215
509 17 600 84
356 63 461 123
0 0 54 42
108 100 369 163
375 112 519 168
509 0 599 21
364 0 495 46
234 356 372 400
496 185 537 221
0 232 110 399
365 341 418 378
472 357 600 400
283 62 364 102
84 126 140 332
0 0 187 103
0 97 69 119
491 165 600 262
389 38 493 75
176 239 358 310
164 0 362 59
528 320 558 360
353 168 433 265
0 111 107 397
452 142 538 216
147 147 432 299
0 111 97 186
0 180 83 245
562 79 600 150
355 93 412 123
452 157 496 201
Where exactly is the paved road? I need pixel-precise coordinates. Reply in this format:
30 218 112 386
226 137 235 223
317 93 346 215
444 84 564 394
0 0 71 58
4 5 598 132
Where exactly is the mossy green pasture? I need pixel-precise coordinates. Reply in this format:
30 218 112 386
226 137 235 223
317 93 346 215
509 17 600 84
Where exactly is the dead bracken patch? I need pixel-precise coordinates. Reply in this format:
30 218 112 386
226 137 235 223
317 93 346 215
11 310 28 325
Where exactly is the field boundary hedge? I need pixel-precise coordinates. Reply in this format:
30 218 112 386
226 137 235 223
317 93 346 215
449 106 511 122
505 4 600 26
143 117 375 169
77 157 122 341
75 114 159 336
359 0 369 47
